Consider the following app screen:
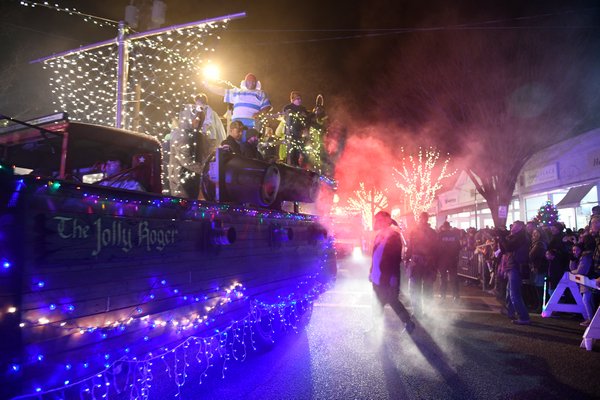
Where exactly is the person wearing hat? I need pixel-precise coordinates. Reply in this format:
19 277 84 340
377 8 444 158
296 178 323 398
203 73 272 130
546 221 570 282
219 120 265 160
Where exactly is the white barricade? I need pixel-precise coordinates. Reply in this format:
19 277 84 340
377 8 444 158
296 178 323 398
541 272 600 351
541 272 587 318
572 273 600 351
581 307 600 351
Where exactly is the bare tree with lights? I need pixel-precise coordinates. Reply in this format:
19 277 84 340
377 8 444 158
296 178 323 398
393 147 455 222
347 182 389 231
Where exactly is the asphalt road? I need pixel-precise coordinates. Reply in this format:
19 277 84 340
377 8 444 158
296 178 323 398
165 256 600 400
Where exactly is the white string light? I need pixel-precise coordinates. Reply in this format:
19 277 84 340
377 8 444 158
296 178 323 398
393 147 456 220
19 0 120 28
347 182 389 231
42 22 228 138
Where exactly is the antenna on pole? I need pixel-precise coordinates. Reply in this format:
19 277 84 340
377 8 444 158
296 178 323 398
116 21 129 129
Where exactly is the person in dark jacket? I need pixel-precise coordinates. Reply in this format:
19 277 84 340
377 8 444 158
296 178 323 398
369 211 415 334
220 120 244 154
547 222 570 276
407 212 438 318
221 120 265 160
529 228 548 312
438 221 462 301
500 220 531 325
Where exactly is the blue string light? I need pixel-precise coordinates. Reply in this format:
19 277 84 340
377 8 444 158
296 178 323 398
5 179 333 399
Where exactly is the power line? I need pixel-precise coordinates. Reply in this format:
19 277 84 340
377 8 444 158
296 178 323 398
230 6 600 45
18 0 119 27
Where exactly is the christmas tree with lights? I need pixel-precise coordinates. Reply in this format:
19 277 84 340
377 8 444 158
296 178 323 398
534 200 560 226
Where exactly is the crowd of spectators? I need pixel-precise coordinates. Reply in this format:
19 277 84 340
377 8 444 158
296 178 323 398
442 205 600 326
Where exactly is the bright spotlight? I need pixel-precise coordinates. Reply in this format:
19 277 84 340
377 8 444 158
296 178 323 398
203 64 220 81
352 246 363 259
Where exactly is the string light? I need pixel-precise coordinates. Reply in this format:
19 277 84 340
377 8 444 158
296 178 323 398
19 0 120 28
393 147 456 221
41 21 230 139
21 281 246 337
268 111 325 173
23 179 317 222
347 182 389 231
534 200 560 226
12 270 332 399
5 177 333 399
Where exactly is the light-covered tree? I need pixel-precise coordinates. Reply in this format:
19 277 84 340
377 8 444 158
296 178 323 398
393 147 456 220
346 182 388 231
534 201 560 227
393 147 455 221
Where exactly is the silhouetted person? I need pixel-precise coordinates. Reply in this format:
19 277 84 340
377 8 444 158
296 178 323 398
407 212 438 317
438 221 462 301
369 211 415 334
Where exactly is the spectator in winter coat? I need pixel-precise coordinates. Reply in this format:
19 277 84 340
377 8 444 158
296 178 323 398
499 220 531 325
529 228 548 312
548 222 570 275
406 212 438 318
569 243 595 326
437 221 462 301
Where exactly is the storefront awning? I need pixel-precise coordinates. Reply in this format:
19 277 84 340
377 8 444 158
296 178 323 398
556 184 595 209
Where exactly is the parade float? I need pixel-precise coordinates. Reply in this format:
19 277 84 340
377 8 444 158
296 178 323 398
0 112 335 399
0 7 336 399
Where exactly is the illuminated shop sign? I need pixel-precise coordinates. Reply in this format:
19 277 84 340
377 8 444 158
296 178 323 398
523 163 558 187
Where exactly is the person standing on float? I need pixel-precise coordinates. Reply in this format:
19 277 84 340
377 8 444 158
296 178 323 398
203 73 272 132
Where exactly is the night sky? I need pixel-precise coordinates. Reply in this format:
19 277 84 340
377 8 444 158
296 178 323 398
1 0 599 188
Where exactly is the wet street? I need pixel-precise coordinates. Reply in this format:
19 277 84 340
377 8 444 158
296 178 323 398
172 256 600 400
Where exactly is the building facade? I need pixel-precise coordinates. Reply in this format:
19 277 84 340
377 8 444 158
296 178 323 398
436 128 600 230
